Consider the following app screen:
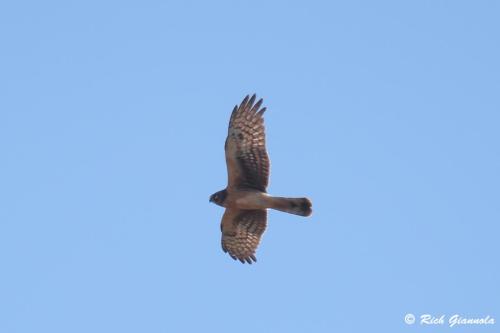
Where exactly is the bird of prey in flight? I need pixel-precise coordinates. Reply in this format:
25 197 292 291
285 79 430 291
209 94 312 264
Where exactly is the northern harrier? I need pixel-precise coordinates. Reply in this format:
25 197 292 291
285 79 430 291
210 94 312 264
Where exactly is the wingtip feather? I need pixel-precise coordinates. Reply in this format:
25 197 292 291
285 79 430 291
247 94 256 110
251 98 263 114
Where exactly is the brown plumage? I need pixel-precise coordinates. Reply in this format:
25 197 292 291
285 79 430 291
225 94 269 191
210 94 312 264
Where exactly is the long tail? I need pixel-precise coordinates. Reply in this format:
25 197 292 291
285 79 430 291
268 196 312 217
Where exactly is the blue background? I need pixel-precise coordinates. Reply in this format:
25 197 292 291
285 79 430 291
1 1 498 332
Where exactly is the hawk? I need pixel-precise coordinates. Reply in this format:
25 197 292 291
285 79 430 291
210 94 312 264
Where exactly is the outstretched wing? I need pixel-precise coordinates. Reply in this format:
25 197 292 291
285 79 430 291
220 208 267 264
225 94 270 192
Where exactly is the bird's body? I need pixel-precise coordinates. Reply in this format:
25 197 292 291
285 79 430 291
213 188 312 215
210 94 312 264
223 189 270 210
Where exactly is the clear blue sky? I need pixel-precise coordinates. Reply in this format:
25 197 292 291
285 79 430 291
1 1 499 332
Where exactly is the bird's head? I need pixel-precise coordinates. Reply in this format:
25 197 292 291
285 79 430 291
209 189 227 207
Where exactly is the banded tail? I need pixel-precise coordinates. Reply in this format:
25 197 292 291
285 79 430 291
269 197 312 217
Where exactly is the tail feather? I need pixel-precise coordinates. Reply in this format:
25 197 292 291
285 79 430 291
269 197 312 216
